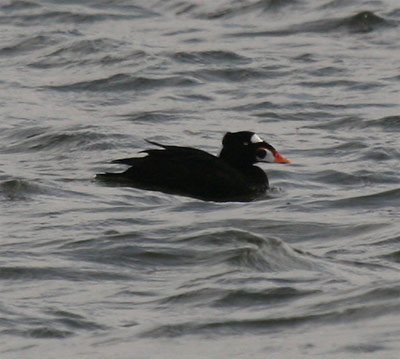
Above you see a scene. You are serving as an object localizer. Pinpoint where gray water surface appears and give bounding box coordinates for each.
[1,0,400,358]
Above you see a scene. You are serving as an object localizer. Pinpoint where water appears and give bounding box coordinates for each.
[1,0,399,357]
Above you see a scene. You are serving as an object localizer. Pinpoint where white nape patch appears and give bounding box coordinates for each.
[250,133,263,144]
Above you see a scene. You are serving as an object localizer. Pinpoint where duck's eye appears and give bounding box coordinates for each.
[256,149,267,159]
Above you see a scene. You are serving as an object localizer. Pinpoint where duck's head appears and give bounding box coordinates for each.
[219,131,290,166]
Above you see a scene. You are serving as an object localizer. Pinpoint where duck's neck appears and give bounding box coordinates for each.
[219,148,252,169]
[219,152,269,188]
[240,165,269,188]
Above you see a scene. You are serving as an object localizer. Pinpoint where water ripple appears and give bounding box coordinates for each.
[230,10,395,37]
[48,73,200,92]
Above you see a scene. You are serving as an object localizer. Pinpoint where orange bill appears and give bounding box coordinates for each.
[274,151,291,164]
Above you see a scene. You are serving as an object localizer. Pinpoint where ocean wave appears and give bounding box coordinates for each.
[29,36,143,67]
[47,73,200,92]
[188,67,274,83]
[1,7,157,26]
[307,115,400,131]
[380,250,400,264]
[230,10,395,37]
[304,10,393,34]
[0,264,129,281]
[192,0,297,20]
[2,327,74,339]
[0,179,46,200]
[315,169,399,187]
[171,50,250,65]
[46,38,126,57]
[1,127,114,153]
[0,305,107,340]
[58,228,318,272]
[0,34,59,56]
[0,178,99,201]
[141,293,400,338]
[118,110,183,123]
[0,0,40,12]
[302,187,400,211]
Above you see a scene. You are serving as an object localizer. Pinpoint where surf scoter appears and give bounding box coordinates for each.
[96,131,290,201]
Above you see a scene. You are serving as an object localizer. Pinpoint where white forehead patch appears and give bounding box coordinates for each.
[250,134,263,144]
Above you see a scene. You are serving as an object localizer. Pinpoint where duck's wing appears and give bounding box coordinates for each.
[111,142,215,165]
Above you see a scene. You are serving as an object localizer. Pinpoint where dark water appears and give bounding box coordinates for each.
[1,0,400,357]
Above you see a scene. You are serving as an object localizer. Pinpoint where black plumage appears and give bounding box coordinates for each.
[96,131,290,201]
